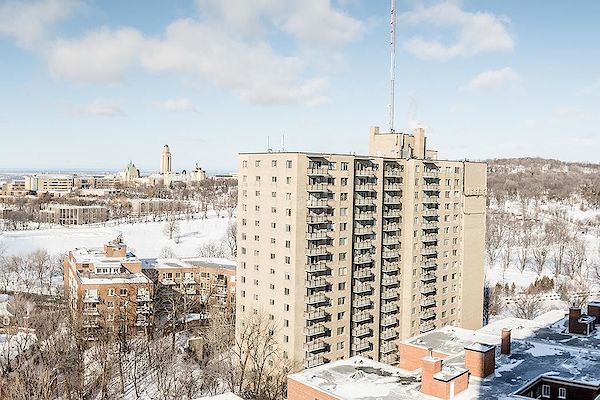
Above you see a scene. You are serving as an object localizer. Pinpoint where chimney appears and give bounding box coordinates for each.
[464,343,496,378]
[501,328,511,355]
[420,348,442,397]
[569,306,582,334]
[587,301,600,320]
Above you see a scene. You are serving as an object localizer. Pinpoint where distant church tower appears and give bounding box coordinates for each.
[161,144,172,175]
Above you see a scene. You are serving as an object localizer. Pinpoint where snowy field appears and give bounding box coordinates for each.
[0,211,233,259]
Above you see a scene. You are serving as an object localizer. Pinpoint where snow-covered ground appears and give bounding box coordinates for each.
[0,211,233,259]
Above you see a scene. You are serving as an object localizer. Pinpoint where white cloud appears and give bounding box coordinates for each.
[195,0,364,46]
[141,19,328,105]
[401,1,513,60]
[0,0,78,48]
[467,67,519,91]
[155,98,198,113]
[47,27,144,83]
[77,99,125,117]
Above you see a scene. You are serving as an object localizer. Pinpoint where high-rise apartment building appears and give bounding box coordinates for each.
[236,127,486,369]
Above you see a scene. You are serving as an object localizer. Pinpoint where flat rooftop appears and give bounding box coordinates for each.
[142,257,236,271]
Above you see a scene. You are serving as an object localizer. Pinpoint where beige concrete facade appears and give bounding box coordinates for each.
[236,127,486,369]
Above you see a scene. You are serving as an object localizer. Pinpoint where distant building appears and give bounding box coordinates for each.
[288,303,600,400]
[161,144,172,175]
[63,237,154,339]
[129,198,188,217]
[1,180,26,196]
[40,204,109,225]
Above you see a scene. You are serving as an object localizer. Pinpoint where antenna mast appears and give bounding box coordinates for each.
[389,0,396,133]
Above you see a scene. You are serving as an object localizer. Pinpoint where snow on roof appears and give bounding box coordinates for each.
[142,257,235,271]
[289,356,422,400]
[464,342,495,353]
[406,325,500,356]
[79,272,151,285]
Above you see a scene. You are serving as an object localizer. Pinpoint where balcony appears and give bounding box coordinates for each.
[352,340,371,352]
[307,167,329,176]
[306,246,329,256]
[354,254,373,264]
[423,184,440,192]
[380,343,397,354]
[382,263,399,273]
[352,298,373,309]
[381,290,398,300]
[421,248,437,256]
[383,209,401,218]
[421,285,436,295]
[384,169,402,177]
[353,283,372,294]
[420,322,435,333]
[304,324,328,337]
[382,250,399,259]
[420,298,436,308]
[383,223,400,232]
[380,329,398,341]
[384,183,402,191]
[422,221,438,230]
[306,215,330,224]
[83,307,100,316]
[354,269,374,280]
[381,317,398,328]
[421,273,437,283]
[355,212,375,221]
[381,353,399,364]
[135,319,150,327]
[355,184,376,192]
[83,296,100,303]
[304,339,328,353]
[307,199,331,209]
[354,227,373,236]
[352,327,372,338]
[352,312,373,323]
[381,276,399,287]
[305,355,328,368]
[306,231,328,241]
[381,303,398,314]
[82,319,99,328]
[305,310,328,321]
[305,293,330,305]
[355,198,375,207]
[384,196,402,204]
[421,310,436,321]
[355,169,376,177]
[136,306,152,314]
[422,234,438,243]
[307,184,330,193]
[136,295,151,302]
[423,170,439,178]
[383,236,400,246]
[422,260,437,270]
[422,196,440,204]
[306,277,328,289]
[306,263,330,273]
[423,209,439,217]
[354,240,373,250]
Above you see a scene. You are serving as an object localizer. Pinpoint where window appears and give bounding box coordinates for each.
[286,160,292,168]
[542,384,550,398]
[284,288,290,295]
[272,160,277,167]
[107,288,115,296]
[336,342,344,350]
[341,162,348,171]
[338,297,345,305]
[558,387,566,399]
[337,326,344,335]
[338,282,346,291]
[272,176,277,183]
[341,178,348,186]
[255,160,261,167]
[340,193,348,201]
[119,288,127,296]
[337,312,345,320]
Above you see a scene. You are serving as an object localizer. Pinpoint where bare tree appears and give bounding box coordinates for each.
[531,230,551,276]
[197,240,228,259]
[511,291,544,319]
[224,221,237,259]
[159,246,178,258]
[499,234,513,282]
[485,212,504,267]
[515,230,531,273]
[548,218,571,277]
[163,218,181,241]
[565,237,587,278]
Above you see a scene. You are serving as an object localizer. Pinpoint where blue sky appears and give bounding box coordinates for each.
[0,0,599,172]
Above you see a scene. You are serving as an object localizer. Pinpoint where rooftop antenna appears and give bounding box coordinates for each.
[281,135,285,152]
[389,0,396,133]
[267,136,272,153]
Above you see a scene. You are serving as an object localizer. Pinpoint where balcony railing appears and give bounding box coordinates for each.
[83,296,100,303]
[383,223,401,232]
[304,324,328,337]
[421,311,436,320]
[305,310,328,321]
[354,240,373,250]
[352,327,372,338]
[305,294,330,305]
[381,303,398,314]
[355,198,375,206]
[382,250,399,259]
[307,167,329,176]
[354,227,374,235]
[422,233,438,242]
[351,340,371,352]
[384,196,402,204]
[381,290,398,300]
[355,169,377,176]
[355,184,376,192]
[382,263,399,273]
[421,248,438,256]
[305,355,328,368]
[384,183,402,191]
[307,184,330,192]
[352,298,373,309]
[354,269,374,280]
[306,215,330,224]
[354,254,373,264]
[381,276,399,286]
[381,317,398,328]
[305,277,328,289]
[307,199,331,208]
[353,283,372,294]
[422,221,438,230]
[306,231,328,240]
[306,263,330,273]
[420,298,436,308]
[352,312,373,323]
[422,196,440,204]
[421,285,436,295]
[355,212,375,221]
[306,246,329,256]
[421,273,437,283]
[423,170,439,178]
[423,184,440,191]
[383,236,400,246]
[384,169,402,177]
[304,339,328,353]
[380,329,398,341]
[383,209,401,218]
[420,322,435,333]
[380,343,397,354]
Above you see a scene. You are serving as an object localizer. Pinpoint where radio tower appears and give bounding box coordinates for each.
[389,0,396,133]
